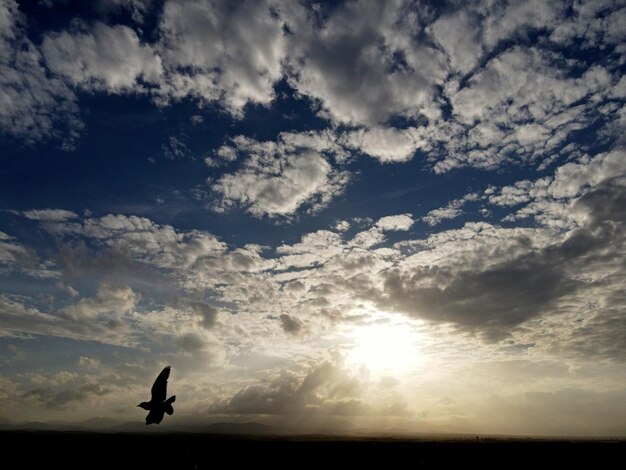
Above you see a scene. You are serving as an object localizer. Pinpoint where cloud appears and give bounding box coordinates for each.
[339,126,429,163]
[0,282,218,352]
[372,152,626,340]
[157,0,286,115]
[375,214,414,231]
[78,356,101,369]
[210,358,370,416]
[3,0,624,169]
[430,9,483,75]
[375,250,579,341]
[422,193,479,226]
[334,220,350,232]
[0,0,81,148]
[0,231,36,265]
[0,286,138,346]
[426,46,619,172]
[480,0,565,49]
[549,1,626,50]
[162,135,191,160]
[177,331,206,352]
[0,231,57,278]
[187,300,219,330]
[482,387,626,437]
[211,139,349,218]
[279,314,303,336]
[205,145,238,168]
[60,284,138,323]
[491,149,626,227]
[42,22,162,93]
[276,230,344,269]
[284,0,446,126]
[8,140,624,354]
[22,209,78,222]
[23,382,110,410]
[47,213,227,270]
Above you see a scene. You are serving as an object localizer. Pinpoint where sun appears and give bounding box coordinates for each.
[347,319,420,375]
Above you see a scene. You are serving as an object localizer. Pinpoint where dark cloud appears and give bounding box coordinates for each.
[56,242,146,279]
[0,285,138,347]
[177,332,206,352]
[377,256,578,341]
[23,383,110,409]
[361,178,626,341]
[0,232,39,269]
[188,301,219,329]
[279,314,303,335]
[210,360,369,416]
[572,177,626,225]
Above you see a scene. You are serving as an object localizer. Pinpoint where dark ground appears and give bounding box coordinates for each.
[3,431,624,468]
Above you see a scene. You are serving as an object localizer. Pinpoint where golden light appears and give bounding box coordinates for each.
[347,319,421,375]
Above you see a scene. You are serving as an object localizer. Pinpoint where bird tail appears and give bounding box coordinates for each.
[165,395,176,415]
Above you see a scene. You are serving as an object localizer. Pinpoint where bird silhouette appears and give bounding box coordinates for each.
[137,365,176,425]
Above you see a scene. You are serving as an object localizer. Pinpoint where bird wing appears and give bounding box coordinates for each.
[151,365,170,403]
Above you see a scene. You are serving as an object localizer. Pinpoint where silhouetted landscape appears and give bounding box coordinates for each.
[3,429,624,468]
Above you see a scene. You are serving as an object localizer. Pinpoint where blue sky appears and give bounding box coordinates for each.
[1,0,626,435]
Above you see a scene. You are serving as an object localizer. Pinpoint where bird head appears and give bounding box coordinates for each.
[137,402,150,410]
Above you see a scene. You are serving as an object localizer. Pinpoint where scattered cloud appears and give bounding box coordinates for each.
[0,0,81,148]
[279,314,303,336]
[22,209,79,222]
[42,22,162,93]
[376,214,414,231]
[423,193,479,226]
[211,136,350,218]
[156,0,286,115]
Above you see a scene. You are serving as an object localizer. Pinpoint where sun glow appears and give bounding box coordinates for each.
[347,320,420,375]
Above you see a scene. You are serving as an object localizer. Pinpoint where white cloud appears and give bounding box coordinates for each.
[0,0,81,148]
[0,287,136,346]
[3,0,625,167]
[422,193,479,226]
[0,231,35,264]
[60,284,138,322]
[0,230,58,279]
[157,0,286,115]
[425,46,621,172]
[480,0,565,49]
[48,213,227,270]
[276,230,344,270]
[550,1,626,50]
[211,140,349,218]
[339,127,428,163]
[283,0,447,126]
[22,209,79,222]
[488,180,538,207]
[42,22,162,93]
[334,220,350,232]
[490,149,626,227]
[430,9,483,75]
[549,149,626,199]
[205,145,237,168]
[376,214,414,231]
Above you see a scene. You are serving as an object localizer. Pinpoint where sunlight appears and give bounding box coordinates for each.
[347,319,420,375]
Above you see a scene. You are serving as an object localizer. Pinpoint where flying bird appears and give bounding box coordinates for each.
[137,365,176,425]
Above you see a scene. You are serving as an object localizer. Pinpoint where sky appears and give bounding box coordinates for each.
[1,0,625,436]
